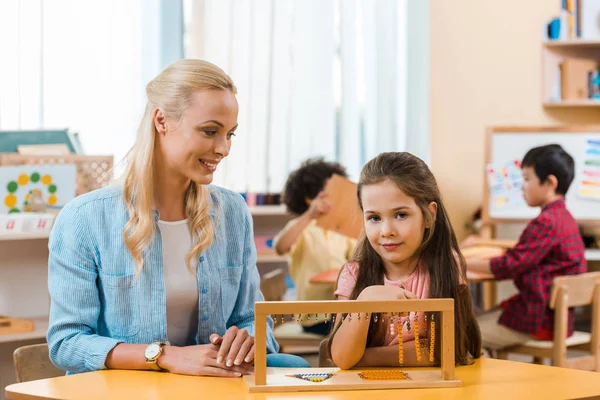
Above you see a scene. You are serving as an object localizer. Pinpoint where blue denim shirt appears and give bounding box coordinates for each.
[47,185,278,374]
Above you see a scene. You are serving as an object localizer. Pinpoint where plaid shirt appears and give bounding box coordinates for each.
[490,199,586,335]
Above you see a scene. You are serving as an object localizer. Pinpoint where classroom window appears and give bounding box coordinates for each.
[0,0,160,168]
[185,0,420,193]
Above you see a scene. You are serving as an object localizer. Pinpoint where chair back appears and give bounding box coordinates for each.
[549,272,600,370]
[13,343,64,383]
[260,268,287,302]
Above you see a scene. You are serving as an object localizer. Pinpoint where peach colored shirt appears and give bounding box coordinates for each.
[334,262,430,346]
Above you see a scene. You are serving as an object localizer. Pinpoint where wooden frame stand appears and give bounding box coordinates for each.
[245,299,460,393]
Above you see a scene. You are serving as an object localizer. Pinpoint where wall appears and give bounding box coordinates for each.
[430,0,600,240]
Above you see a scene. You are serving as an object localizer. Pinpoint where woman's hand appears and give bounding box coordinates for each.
[357,285,417,301]
[159,343,253,377]
[210,326,255,369]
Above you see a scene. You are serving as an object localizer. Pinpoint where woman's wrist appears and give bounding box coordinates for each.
[157,345,177,371]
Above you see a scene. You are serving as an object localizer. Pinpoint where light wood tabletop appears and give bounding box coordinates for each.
[6,358,600,400]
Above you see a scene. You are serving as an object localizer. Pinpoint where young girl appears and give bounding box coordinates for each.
[328,152,481,369]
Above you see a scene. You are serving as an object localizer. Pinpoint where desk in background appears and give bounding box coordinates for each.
[6,358,600,400]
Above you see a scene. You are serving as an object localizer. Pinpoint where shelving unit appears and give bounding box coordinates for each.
[542,40,600,107]
[0,232,50,241]
[543,100,600,108]
[257,253,287,263]
[248,205,287,216]
[0,317,48,344]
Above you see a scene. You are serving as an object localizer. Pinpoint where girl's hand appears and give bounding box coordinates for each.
[159,344,253,377]
[306,191,331,219]
[357,285,417,301]
[210,327,255,369]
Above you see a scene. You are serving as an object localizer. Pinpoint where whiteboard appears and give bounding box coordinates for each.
[488,130,600,221]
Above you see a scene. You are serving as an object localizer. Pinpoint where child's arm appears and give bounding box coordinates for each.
[330,287,417,370]
[329,295,371,370]
[273,213,313,255]
[356,339,432,368]
[467,258,492,274]
[273,191,330,255]
[486,217,556,280]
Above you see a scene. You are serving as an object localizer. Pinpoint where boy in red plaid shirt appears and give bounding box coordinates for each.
[468,144,586,350]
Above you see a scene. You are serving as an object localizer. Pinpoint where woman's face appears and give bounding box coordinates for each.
[154,89,239,185]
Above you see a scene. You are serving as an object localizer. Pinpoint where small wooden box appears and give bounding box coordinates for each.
[0,316,35,335]
[560,58,598,100]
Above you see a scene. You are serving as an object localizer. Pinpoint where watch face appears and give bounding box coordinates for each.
[145,343,160,359]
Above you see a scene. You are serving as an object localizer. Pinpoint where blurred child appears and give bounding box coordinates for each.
[274,158,357,335]
[467,144,586,350]
[328,152,481,369]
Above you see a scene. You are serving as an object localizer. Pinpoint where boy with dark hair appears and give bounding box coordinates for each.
[274,158,356,335]
[468,144,586,350]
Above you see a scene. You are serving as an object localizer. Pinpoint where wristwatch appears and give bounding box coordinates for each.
[144,342,167,371]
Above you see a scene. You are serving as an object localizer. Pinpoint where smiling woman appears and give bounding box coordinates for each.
[46,59,310,378]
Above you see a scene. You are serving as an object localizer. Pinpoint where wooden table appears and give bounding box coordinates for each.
[6,359,600,399]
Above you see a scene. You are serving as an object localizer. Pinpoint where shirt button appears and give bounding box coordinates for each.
[202,315,209,321]
[200,256,205,262]
[202,288,208,294]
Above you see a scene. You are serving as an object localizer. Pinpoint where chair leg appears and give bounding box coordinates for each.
[496,350,509,360]
[532,356,544,365]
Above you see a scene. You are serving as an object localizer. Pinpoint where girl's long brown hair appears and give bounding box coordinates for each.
[328,152,481,365]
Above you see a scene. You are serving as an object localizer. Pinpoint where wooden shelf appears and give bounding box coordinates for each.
[249,205,287,216]
[543,100,600,108]
[544,40,600,48]
[257,254,286,263]
[0,232,50,241]
[0,316,48,344]
[541,39,600,108]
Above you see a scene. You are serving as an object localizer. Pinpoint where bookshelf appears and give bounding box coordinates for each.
[0,232,50,241]
[0,317,48,344]
[542,40,600,107]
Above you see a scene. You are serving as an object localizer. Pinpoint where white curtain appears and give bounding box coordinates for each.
[187,0,426,193]
[0,0,184,170]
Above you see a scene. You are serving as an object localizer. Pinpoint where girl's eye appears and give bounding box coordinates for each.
[227,132,236,139]
[367,215,380,222]
[396,212,408,219]
[203,130,217,137]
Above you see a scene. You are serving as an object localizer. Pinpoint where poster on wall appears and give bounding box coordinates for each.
[578,137,600,201]
[486,159,526,209]
[0,165,76,214]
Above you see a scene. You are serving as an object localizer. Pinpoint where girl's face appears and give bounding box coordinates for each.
[154,89,239,185]
[361,179,437,272]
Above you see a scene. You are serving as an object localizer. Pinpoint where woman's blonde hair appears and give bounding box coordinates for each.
[123,59,237,275]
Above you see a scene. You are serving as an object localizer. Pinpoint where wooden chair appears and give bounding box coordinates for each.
[497,272,600,371]
[260,268,324,354]
[318,338,335,367]
[260,268,288,302]
[13,343,64,383]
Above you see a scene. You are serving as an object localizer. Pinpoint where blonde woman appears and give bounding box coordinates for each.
[47,59,310,376]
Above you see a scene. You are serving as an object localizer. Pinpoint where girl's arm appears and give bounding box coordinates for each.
[329,295,371,370]
[330,286,417,369]
[355,339,432,368]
